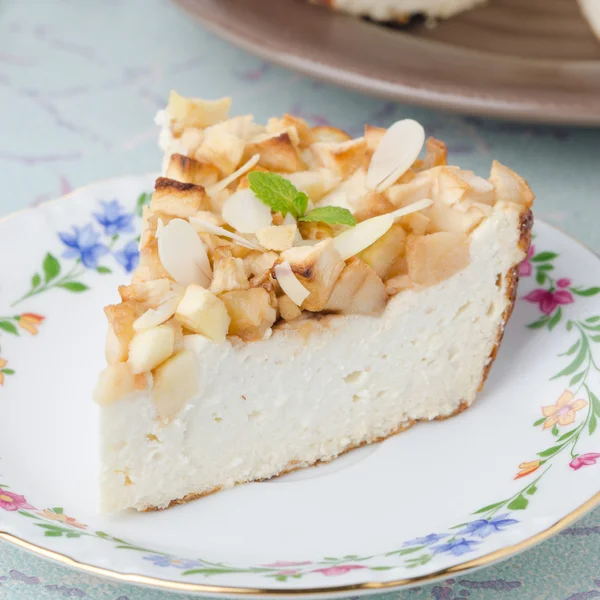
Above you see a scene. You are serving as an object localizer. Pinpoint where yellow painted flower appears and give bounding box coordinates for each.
[37,508,87,530]
[0,358,7,386]
[514,460,541,479]
[542,390,587,429]
[18,313,45,335]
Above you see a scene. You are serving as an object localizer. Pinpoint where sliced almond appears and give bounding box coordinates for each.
[579,0,600,39]
[190,218,263,251]
[157,218,212,287]
[208,154,260,195]
[274,261,310,306]
[221,188,272,234]
[333,214,394,261]
[366,119,425,192]
[133,291,182,331]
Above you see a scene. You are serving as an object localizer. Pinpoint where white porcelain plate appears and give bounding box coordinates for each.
[0,176,599,597]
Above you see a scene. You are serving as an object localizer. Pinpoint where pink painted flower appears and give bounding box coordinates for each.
[261,561,312,568]
[569,453,600,471]
[519,245,535,277]
[557,278,571,288]
[312,565,367,576]
[524,289,574,315]
[0,490,35,512]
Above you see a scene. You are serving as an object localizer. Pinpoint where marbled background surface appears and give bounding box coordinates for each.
[1,0,599,598]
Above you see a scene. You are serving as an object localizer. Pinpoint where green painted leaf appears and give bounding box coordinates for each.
[557,429,577,443]
[31,273,41,288]
[537,264,554,272]
[371,566,394,571]
[52,507,63,514]
[589,412,597,436]
[248,171,300,217]
[572,287,600,297]
[58,282,89,292]
[533,417,546,427]
[548,307,562,331]
[18,510,38,519]
[95,531,109,538]
[551,336,588,380]
[507,494,529,510]
[111,233,119,242]
[135,192,152,216]
[586,316,600,323]
[293,191,309,217]
[560,339,580,356]
[1,369,15,375]
[66,532,83,538]
[567,320,574,331]
[551,424,559,436]
[591,335,600,343]
[527,317,549,330]
[535,272,546,285]
[526,484,537,495]
[591,391,600,416]
[387,546,425,556]
[569,372,585,386]
[538,444,564,458]
[473,501,505,514]
[43,253,61,283]
[0,321,19,335]
[96,266,112,274]
[44,531,62,537]
[532,252,558,262]
[299,206,356,227]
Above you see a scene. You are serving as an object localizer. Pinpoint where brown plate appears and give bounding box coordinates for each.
[174,0,600,125]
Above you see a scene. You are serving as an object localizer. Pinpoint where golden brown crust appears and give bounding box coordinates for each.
[478,208,533,392]
[154,176,205,193]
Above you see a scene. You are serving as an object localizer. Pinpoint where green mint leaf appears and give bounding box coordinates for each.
[43,253,61,283]
[299,206,356,227]
[248,172,299,218]
[293,192,309,218]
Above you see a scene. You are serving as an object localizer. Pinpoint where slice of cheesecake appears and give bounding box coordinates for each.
[94,92,533,512]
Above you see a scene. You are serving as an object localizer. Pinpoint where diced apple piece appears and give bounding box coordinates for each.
[385,170,434,208]
[400,211,430,235]
[151,177,210,218]
[387,255,408,279]
[312,138,367,179]
[134,237,172,283]
[425,201,484,234]
[104,301,147,363]
[243,251,279,278]
[278,294,303,321]
[280,239,344,311]
[311,125,351,144]
[167,91,231,130]
[245,132,304,173]
[179,127,204,155]
[325,257,387,315]
[256,224,297,251]
[298,221,334,241]
[353,191,395,222]
[119,279,172,308]
[386,274,413,296]
[152,350,199,423]
[406,232,470,287]
[416,137,447,171]
[94,363,148,406]
[364,124,386,153]
[358,223,406,279]
[210,254,250,295]
[166,154,221,187]
[489,160,534,207]
[175,285,231,342]
[220,288,277,341]
[267,114,315,146]
[195,129,245,176]
[284,170,340,202]
[128,324,175,374]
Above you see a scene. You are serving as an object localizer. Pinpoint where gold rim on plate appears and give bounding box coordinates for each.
[0,178,598,596]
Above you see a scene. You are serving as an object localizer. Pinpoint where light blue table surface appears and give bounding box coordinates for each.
[1,1,599,598]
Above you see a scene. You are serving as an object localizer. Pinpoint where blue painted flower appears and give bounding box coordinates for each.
[432,538,480,556]
[58,224,109,269]
[403,533,448,547]
[93,199,134,236]
[143,555,203,569]
[114,240,139,273]
[458,514,519,539]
